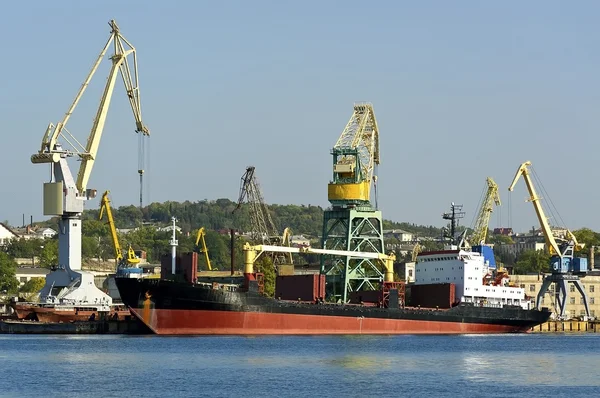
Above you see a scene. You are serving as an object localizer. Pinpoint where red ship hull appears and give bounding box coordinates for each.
[130,307,533,335]
[32,307,131,323]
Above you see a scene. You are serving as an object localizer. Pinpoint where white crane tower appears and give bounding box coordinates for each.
[30,20,149,305]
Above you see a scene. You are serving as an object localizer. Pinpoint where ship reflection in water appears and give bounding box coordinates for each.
[2,334,600,397]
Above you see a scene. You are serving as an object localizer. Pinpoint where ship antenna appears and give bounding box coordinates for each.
[170,217,179,275]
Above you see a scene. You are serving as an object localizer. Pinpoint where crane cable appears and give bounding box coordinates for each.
[530,165,567,231]
[469,181,487,231]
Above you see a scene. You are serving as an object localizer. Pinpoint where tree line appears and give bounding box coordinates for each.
[4,197,600,293]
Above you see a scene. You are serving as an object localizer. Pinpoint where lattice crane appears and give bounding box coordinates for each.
[234,166,292,265]
[31,20,148,271]
[321,103,386,303]
[470,177,501,246]
[509,161,589,319]
[328,103,380,208]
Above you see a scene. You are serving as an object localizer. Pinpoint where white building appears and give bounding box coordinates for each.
[415,249,527,308]
[15,267,50,287]
[383,229,414,242]
[494,242,545,258]
[36,228,57,239]
[156,225,182,233]
[0,223,18,246]
[395,262,415,283]
[290,235,311,248]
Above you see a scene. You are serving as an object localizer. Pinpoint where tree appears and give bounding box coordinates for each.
[39,240,59,268]
[255,255,275,297]
[19,277,45,293]
[573,228,600,251]
[5,238,45,259]
[0,252,18,293]
[489,234,514,245]
[514,249,550,274]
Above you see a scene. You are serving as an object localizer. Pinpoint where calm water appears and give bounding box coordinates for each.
[1,334,599,397]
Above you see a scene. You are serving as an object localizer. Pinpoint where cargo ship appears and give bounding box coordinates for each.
[116,277,550,335]
[115,229,551,334]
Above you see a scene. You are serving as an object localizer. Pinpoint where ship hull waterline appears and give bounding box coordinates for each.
[128,307,537,336]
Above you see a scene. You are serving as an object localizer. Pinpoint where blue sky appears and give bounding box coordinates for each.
[2,1,600,233]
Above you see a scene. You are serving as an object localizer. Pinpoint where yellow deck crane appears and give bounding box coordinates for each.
[411,243,423,262]
[194,227,212,271]
[100,191,140,275]
[30,20,149,302]
[470,177,501,246]
[509,161,589,319]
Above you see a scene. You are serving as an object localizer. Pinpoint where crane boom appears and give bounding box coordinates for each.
[100,191,140,267]
[234,166,278,242]
[243,243,396,283]
[31,20,149,196]
[100,191,124,264]
[508,161,563,256]
[195,227,212,271]
[470,177,501,245]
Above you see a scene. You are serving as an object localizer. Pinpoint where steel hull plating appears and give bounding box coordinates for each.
[116,278,551,336]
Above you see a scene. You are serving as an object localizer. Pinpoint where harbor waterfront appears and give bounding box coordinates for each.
[1,334,599,398]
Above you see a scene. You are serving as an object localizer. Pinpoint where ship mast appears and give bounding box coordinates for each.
[170,217,178,275]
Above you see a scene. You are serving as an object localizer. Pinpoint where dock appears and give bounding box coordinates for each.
[0,319,151,334]
[531,320,600,333]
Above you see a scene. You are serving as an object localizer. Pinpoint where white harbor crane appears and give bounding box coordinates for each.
[31,20,149,304]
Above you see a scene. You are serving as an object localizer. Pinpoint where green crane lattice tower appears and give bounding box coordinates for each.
[320,207,385,303]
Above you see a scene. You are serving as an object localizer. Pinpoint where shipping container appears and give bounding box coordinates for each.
[278,264,294,276]
[349,290,382,304]
[161,252,198,283]
[409,283,456,309]
[275,274,325,302]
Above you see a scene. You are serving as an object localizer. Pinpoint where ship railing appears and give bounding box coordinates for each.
[468,301,523,309]
[196,281,239,292]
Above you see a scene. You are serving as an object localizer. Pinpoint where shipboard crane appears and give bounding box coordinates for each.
[99,191,140,269]
[328,103,380,208]
[470,177,501,246]
[234,166,293,266]
[30,20,148,303]
[508,161,589,319]
[194,227,213,271]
